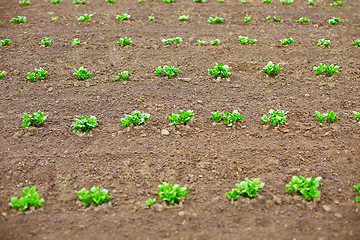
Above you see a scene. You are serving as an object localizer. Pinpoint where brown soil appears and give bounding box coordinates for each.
[0,0,359,239]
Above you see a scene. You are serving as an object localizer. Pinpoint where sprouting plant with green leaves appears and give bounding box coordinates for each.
[280,0,293,4]
[179,15,189,21]
[263,61,281,76]
[138,0,145,3]
[106,0,115,3]
[262,109,287,126]
[285,176,322,201]
[74,0,86,4]
[296,17,310,23]
[163,0,174,3]
[315,111,338,124]
[78,14,93,22]
[238,36,257,45]
[208,63,231,78]
[211,111,222,122]
[72,116,98,132]
[243,17,251,23]
[27,72,36,82]
[313,63,324,75]
[328,17,341,25]
[162,37,182,45]
[23,110,47,128]
[330,0,343,7]
[51,0,62,4]
[74,67,92,80]
[207,16,224,24]
[266,15,271,20]
[121,111,150,127]
[273,16,280,22]
[145,198,156,206]
[35,68,47,80]
[210,39,220,45]
[114,71,131,81]
[218,0,224,2]
[262,0,272,3]
[324,64,339,76]
[19,0,31,5]
[0,71,5,79]
[280,38,294,45]
[317,39,331,47]
[223,110,244,126]
[149,16,154,21]
[355,184,360,202]
[353,111,360,122]
[352,39,360,48]
[226,178,265,200]
[51,17,58,22]
[198,40,206,46]
[156,65,179,78]
[10,16,27,23]
[308,0,314,4]
[72,38,87,46]
[77,187,111,206]
[168,110,194,126]
[9,186,44,211]
[241,0,248,3]
[116,13,131,21]
[194,0,206,2]
[0,39,11,46]
[157,182,188,204]
[118,37,132,46]
[40,37,52,47]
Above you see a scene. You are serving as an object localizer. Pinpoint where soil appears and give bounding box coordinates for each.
[0,0,359,239]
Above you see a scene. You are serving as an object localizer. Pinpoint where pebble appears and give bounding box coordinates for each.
[161,129,170,135]
[323,205,331,212]
[178,211,185,216]
[47,87,53,92]
[334,213,342,218]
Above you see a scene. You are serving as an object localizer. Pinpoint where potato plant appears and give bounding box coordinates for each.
[162,37,182,45]
[163,0,174,3]
[280,38,294,45]
[208,63,231,78]
[40,37,52,46]
[207,17,224,24]
[9,186,44,211]
[168,110,194,126]
[77,187,111,206]
[51,0,62,3]
[72,38,87,46]
[241,0,248,3]
[328,17,341,25]
[354,111,360,122]
[179,15,189,21]
[19,0,31,5]
[308,0,314,4]
[262,109,287,126]
[10,16,26,23]
[72,116,98,132]
[317,39,331,47]
[212,110,244,126]
[74,67,92,80]
[0,71,5,79]
[263,61,281,76]
[210,39,220,45]
[27,67,48,82]
[157,182,188,204]
[149,16,155,21]
[0,39,11,46]
[285,176,322,201]
[355,184,360,202]
[238,36,257,45]
[116,14,131,21]
[194,0,206,2]
[226,178,265,200]
[315,111,338,124]
[262,0,272,3]
[121,111,150,127]
[78,14,93,22]
[156,65,179,78]
[330,0,343,7]
[23,110,47,128]
[296,17,310,23]
[74,0,86,4]
[198,40,206,46]
[106,0,115,3]
[273,16,280,22]
[280,0,293,4]
[243,17,251,23]
[118,37,132,46]
[114,71,131,81]
[352,39,360,48]
[145,198,156,206]
[313,64,339,76]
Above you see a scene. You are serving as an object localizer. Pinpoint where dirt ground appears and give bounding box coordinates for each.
[0,0,359,239]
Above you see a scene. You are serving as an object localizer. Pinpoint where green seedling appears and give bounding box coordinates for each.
[156,65,179,78]
[169,110,194,126]
[211,111,222,122]
[106,0,115,2]
[328,17,341,25]
[313,63,324,75]
[157,182,188,204]
[72,38,83,45]
[210,39,220,45]
[296,17,310,23]
[355,184,360,202]
[78,14,93,22]
[0,39,11,46]
[243,17,251,23]
[285,176,322,201]
[23,110,47,128]
[118,37,132,46]
[145,198,156,206]
[266,15,271,20]
[194,0,206,2]
[19,0,31,5]
[10,16,27,23]
[324,64,339,76]
[208,63,231,78]
[162,37,182,45]
[241,0,248,3]
[74,67,92,80]
[51,17,58,22]
[138,0,145,2]
[51,0,62,3]
[72,116,98,132]
[179,15,189,21]
[308,0,314,4]
[262,109,287,126]
[317,39,331,47]
[114,71,131,81]
[77,187,111,206]
[74,0,86,4]
[280,0,293,4]
[116,13,131,21]
[40,37,52,46]
[35,68,47,80]
[273,16,280,22]
[263,61,281,76]
[27,72,36,82]
[280,38,294,45]
[262,0,272,3]
[223,110,244,126]
[198,40,206,46]
[315,111,338,124]
[218,0,224,2]
[149,16,155,21]
[163,0,174,3]
[207,16,224,24]
[330,0,343,7]
[226,178,264,200]
[0,71,5,79]
[353,111,360,122]
[9,186,44,211]
[121,111,150,127]
[352,39,360,48]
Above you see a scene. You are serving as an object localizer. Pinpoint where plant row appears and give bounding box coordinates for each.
[9,178,360,211]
